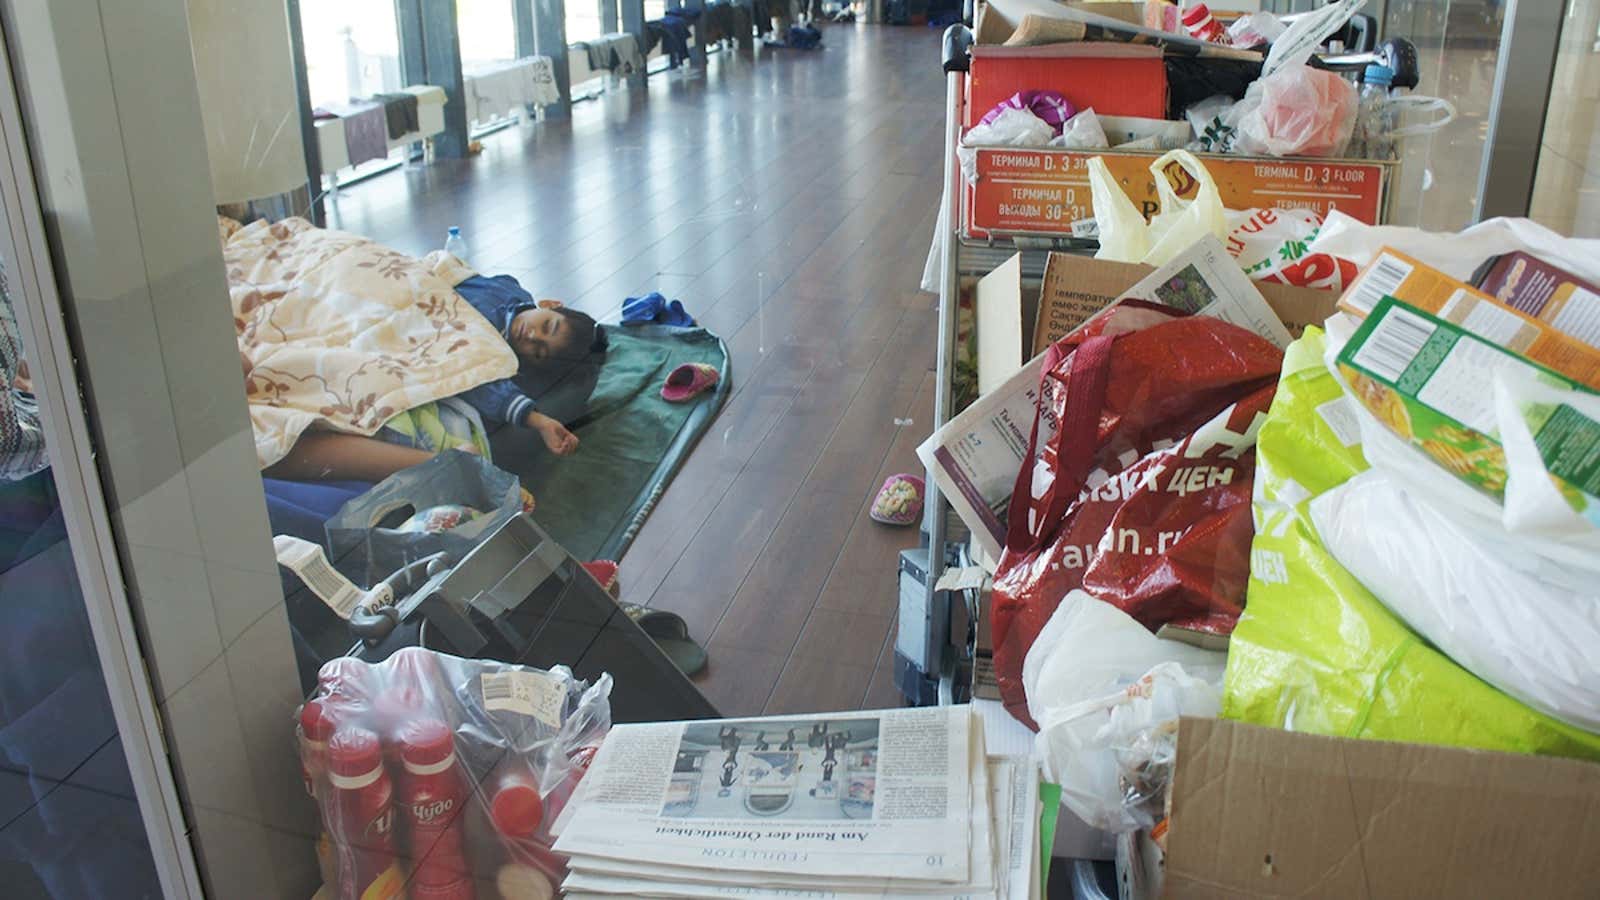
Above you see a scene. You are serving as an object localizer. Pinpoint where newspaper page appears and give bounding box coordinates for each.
[562,746,1004,899]
[916,353,1052,562]
[553,706,975,882]
[918,235,1290,560]
[1123,235,1292,349]
[1001,758,1041,900]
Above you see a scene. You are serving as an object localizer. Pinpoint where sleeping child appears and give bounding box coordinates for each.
[264,275,605,483]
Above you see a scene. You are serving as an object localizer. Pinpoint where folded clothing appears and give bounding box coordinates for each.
[373,92,419,140]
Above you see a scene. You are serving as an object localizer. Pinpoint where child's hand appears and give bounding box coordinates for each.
[526,411,579,456]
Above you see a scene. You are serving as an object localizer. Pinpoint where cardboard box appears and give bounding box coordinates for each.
[967,44,1168,125]
[1476,251,1600,350]
[972,251,1338,396]
[1338,248,1600,390]
[1165,717,1600,899]
[1029,254,1340,356]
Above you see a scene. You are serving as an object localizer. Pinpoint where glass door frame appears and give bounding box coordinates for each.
[0,21,204,900]
[1477,0,1569,219]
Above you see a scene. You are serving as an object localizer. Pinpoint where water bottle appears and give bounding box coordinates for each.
[1357,65,1395,160]
[443,226,469,263]
[396,719,476,900]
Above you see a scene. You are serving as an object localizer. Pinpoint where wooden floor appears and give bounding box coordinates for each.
[330,25,945,717]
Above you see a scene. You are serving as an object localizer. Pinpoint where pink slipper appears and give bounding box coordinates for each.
[661,363,720,402]
[870,474,924,526]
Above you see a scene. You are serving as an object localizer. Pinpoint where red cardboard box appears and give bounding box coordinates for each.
[966,43,1168,125]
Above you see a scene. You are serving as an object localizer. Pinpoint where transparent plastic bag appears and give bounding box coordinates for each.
[1234,65,1358,158]
[1089,149,1228,265]
[295,647,613,898]
[1021,590,1224,833]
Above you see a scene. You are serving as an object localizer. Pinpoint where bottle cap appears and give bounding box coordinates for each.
[398,718,457,770]
[1364,64,1394,86]
[490,775,545,837]
[317,657,374,701]
[300,699,338,743]
[327,728,384,780]
[448,226,462,236]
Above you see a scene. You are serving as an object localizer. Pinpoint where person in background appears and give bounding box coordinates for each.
[0,272,46,482]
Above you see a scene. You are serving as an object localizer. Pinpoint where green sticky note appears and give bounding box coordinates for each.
[1038,781,1063,888]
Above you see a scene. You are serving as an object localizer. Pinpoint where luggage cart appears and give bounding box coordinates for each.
[902,21,1419,706]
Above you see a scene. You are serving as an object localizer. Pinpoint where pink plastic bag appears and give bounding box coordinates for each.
[1235,66,1357,158]
[979,90,1076,135]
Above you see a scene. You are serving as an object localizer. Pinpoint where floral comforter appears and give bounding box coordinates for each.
[224,217,515,469]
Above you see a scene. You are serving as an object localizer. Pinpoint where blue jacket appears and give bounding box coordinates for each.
[455,274,539,428]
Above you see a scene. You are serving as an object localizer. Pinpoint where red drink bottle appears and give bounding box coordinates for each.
[319,657,378,705]
[326,728,405,900]
[299,698,338,797]
[397,719,475,900]
[488,767,544,840]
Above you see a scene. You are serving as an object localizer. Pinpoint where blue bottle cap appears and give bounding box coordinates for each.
[448,226,461,236]
[1364,64,1394,86]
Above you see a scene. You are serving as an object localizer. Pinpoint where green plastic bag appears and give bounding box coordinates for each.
[1222,328,1600,760]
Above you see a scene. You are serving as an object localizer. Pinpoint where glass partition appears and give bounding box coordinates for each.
[1382,0,1507,229]
[0,228,167,900]
[1529,0,1600,237]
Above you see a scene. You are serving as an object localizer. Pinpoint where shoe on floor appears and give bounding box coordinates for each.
[620,603,708,677]
[661,362,720,402]
[870,473,924,526]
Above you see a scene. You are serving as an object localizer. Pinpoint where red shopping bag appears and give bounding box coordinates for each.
[991,302,1283,727]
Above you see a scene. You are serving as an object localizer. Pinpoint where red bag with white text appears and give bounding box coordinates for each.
[1225,207,1359,291]
[990,303,1282,727]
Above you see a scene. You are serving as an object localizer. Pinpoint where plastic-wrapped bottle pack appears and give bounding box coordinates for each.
[296,647,612,900]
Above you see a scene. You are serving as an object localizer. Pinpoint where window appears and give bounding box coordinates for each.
[459,0,519,67]
[300,0,404,107]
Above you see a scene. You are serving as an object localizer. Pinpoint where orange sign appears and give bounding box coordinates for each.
[967,149,1389,238]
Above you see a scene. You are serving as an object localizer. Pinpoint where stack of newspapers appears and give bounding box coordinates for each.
[551,706,1041,899]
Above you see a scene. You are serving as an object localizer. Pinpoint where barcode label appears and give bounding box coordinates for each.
[482,673,513,702]
[1353,306,1437,382]
[273,535,362,619]
[1347,253,1415,314]
[481,670,565,726]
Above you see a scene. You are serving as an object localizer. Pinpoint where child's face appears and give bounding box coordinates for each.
[508,307,578,366]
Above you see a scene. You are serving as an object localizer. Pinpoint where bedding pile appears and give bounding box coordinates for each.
[223,216,515,469]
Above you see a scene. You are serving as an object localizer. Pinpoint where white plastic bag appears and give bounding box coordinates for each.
[1227,11,1285,47]
[1234,65,1358,158]
[1311,468,1600,734]
[1306,213,1600,284]
[1185,94,1239,154]
[957,107,1055,184]
[1021,590,1225,833]
[1223,207,1358,289]
[1494,370,1600,541]
[1089,149,1227,266]
[1263,0,1366,77]
[1049,108,1109,150]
